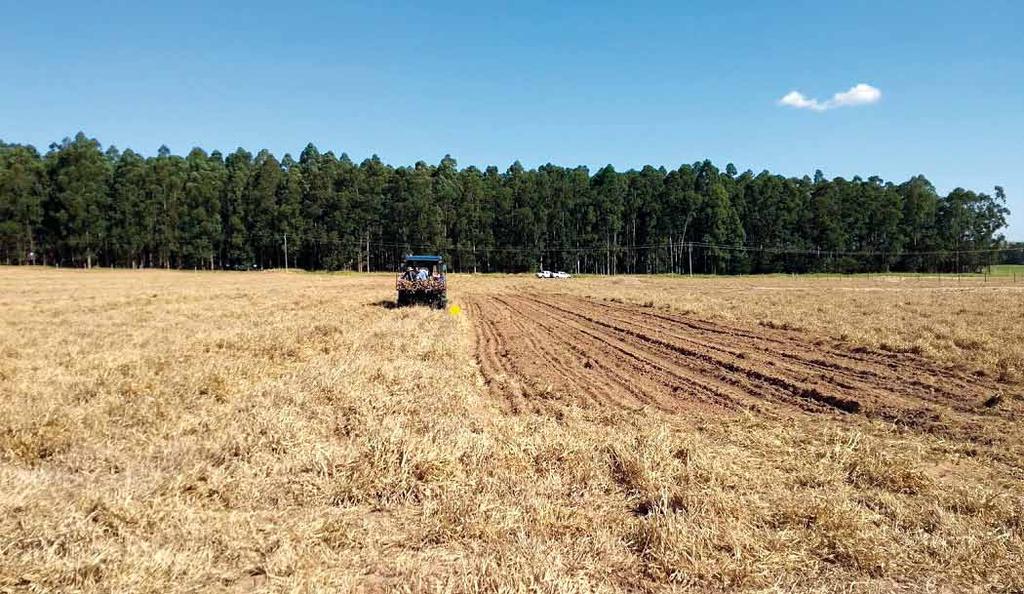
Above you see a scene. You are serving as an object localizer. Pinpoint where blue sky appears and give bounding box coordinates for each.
[2,0,1021,238]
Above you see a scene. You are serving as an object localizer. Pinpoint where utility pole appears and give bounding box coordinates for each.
[669,236,674,274]
[283,233,289,270]
[680,212,693,277]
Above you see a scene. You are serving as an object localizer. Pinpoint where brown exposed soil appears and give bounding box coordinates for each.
[467,292,1021,456]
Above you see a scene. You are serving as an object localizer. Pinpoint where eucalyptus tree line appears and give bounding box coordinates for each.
[0,133,1011,273]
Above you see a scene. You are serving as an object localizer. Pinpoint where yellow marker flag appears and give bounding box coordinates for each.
[449,304,462,316]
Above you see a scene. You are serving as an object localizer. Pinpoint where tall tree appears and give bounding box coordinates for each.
[276,154,304,270]
[591,164,626,274]
[693,161,744,274]
[146,145,187,267]
[0,144,47,264]
[108,149,151,267]
[222,148,254,267]
[45,133,111,267]
[247,149,283,267]
[180,148,225,269]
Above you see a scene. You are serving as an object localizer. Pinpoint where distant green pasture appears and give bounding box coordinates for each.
[987,264,1024,277]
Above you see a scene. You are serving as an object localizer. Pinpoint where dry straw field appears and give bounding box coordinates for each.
[1,267,1022,592]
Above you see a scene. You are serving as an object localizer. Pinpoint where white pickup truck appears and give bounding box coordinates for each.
[535,270,572,279]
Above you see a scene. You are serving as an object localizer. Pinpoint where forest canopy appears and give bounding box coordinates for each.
[0,133,1013,274]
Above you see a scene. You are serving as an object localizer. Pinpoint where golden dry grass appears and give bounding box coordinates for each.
[1,268,1022,593]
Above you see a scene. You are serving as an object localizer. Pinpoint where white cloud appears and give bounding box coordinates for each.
[830,83,882,107]
[779,90,826,111]
[778,83,882,112]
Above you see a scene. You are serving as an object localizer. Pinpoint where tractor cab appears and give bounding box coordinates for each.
[396,255,448,309]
